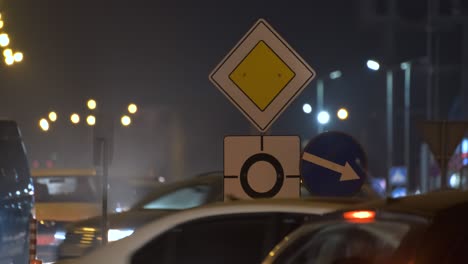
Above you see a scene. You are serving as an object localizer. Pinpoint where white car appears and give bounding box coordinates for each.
[57,197,364,264]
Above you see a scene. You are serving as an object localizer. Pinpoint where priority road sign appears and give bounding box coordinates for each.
[301,132,367,197]
[224,135,300,201]
[210,19,315,132]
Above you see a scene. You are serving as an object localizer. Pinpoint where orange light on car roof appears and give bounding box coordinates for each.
[343,210,376,223]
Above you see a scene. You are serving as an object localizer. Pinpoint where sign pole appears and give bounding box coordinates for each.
[386,69,394,195]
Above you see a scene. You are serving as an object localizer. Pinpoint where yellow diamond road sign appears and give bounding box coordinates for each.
[210,19,315,132]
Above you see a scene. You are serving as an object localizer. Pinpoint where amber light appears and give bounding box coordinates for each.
[343,210,376,223]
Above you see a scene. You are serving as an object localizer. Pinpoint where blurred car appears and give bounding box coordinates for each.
[32,168,101,263]
[262,190,468,264]
[58,170,382,261]
[0,120,36,264]
[57,171,223,260]
[56,197,365,264]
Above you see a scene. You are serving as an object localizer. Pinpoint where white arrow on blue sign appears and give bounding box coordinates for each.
[301,132,368,197]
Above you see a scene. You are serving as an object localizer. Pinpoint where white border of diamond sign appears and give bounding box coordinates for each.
[210,19,316,132]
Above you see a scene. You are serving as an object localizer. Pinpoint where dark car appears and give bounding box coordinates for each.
[57,171,223,260]
[0,120,35,264]
[263,190,468,264]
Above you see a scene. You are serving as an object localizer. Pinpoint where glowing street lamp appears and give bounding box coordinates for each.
[4,56,13,65]
[86,115,96,126]
[121,115,131,126]
[48,112,58,122]
[0,33,10,47]
[317,111,330,125]
[2,48,11,58]
[13,52,23,62]
[39,118,49,132]
[128,103,138,114]
[87,99,97,110]
[0,20,3,29]
[70,113,80,124]
[366,60,380,71]
[337,108,349,120]
[303,103,312,114]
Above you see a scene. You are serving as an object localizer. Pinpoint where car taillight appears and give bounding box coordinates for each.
[29,216,42,264]
[343,210,376,223]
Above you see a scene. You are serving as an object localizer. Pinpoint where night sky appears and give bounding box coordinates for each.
[0,1,464,183]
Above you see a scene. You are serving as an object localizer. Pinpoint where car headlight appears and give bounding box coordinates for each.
[107,229,134,242]
[54,231,66,240]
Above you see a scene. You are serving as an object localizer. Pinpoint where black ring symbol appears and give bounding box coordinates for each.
[240,153,284,198]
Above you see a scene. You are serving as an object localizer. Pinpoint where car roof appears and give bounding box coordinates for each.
[343,190,468,218]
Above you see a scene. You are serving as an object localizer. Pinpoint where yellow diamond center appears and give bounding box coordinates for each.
[229,41,295,111]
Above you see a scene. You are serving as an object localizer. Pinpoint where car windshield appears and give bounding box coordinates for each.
[273,221,420,264]
[139,185,211,210]
[33,176,98,203]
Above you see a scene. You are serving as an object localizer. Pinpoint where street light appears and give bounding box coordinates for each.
[329,70,342,80]
[316,70,342,133]
[48,112,57,122]
[366,59,393,194]
[366,60,380,71]
[70,113,80,124]
[121,115,131,126]
[4,56,13,65]
[13,52,23,62]
[302,103,312,114]
[0,20,3,29]
[86,115,96,126]
[337,108,349,120]
[2,49,11,58]
[317,111,330,125]
[0,33,9,47]
[87,99,97,110]
[128,103,138,114]
[39,118,49,132]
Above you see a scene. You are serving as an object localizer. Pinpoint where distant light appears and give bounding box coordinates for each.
[366,60,380,71]
[128,103,138,114]
[54,231,66,240]
[13,52,23,62]
[329,70,342,80]
[108,229,134,242]
[5,56,14,65]
[3,48,11,57]
[317,111,330,125]
[449,174,460,188]
[121,115,131,126]
[337,108,349,120]
[0,33,9,47]
[0,20,3,29]
[87,99,97,110]
[70,113,80,124]
[400,62,410,70]
[39,118,49,132]
[462,138,468,153]
[48,112,57,122]
[302,103,312,114]
[158,176,166,183]
[86,115,96,126]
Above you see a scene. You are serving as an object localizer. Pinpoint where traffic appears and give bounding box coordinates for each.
[1,1,468,264]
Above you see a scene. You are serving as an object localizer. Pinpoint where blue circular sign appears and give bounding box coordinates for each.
[301,132,367,197]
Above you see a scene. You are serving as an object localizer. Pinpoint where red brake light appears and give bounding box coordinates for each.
[343,210,376,223]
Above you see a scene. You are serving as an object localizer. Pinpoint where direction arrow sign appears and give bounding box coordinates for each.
[302,152,360,182]
[301,132,368,197]
[209,19,315,132]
